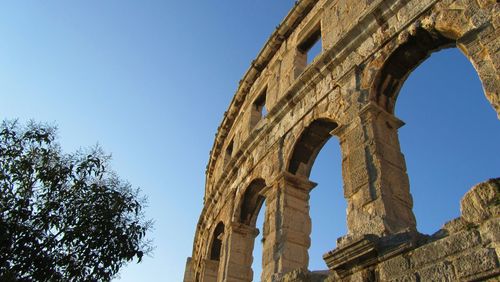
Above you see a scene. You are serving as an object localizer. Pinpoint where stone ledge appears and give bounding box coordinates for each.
[323,231,420,278]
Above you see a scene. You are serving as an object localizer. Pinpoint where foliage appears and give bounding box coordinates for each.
[0,120,152,281]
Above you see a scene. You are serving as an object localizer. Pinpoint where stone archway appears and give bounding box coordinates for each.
[287,119,339,178]
[370,28,454,113]
[199,222,225,282]
[239,179,267,227]
[219,179,266,282]
[185,0,500,281]
[370,28,499,117]
[368,1,499,117]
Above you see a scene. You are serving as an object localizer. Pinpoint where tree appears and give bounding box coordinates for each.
[0,120,152,281]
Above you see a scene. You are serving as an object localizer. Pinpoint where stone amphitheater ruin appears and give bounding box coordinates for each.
[183,0,499,281]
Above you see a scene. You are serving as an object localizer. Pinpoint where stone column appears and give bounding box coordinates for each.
[183,257,195,282]
[261,172,317,281]
[220,223,259,282]
[334,102,416,238]
[200,259,219,282]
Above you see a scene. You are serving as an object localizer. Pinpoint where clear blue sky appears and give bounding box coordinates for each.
[0,1,498,281]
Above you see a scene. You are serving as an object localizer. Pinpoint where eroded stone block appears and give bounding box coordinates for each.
[453,248,500,280]
[461,178,500,225]
[417,261,456,282]
[410,230,481,268]
[378,255,410,281]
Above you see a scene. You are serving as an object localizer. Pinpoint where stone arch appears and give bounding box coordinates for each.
[185,0,500,280]
[276,117,348,272]
[361,1,499,238]
[286,118,339,177]
[237,178,267,226]
[393,47,500,234]
[198,222,226,282]
[220,178,267,282]
[370,28,454,113]
[434,3,500,117]
[370,3,499,116]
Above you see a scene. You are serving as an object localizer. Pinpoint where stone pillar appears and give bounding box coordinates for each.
[261,172,317,281]
[334,102,416,238]
[183,257,195,282]
[200,259,220,282]
[220,223,259,282]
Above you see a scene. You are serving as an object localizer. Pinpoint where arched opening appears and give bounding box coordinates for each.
[288,119,338,177]
[240,179,266,226]
[210,222,225,261]
[308,137,345,272]
[201,222,225,281]
[287,118,346,272]
[373,27,500,235]
[238,179,267,281]
[373,28,454,113]
[395,47,500,234]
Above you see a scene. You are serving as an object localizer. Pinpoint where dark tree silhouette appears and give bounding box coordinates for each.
[0,120,152,281]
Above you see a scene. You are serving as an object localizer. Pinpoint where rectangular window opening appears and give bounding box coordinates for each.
[255,88,267,118]
[224,139,234,168]
[298,26,322,66]
[250,87,267,129]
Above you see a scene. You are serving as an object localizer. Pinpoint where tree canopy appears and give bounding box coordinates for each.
[0,120,152,281]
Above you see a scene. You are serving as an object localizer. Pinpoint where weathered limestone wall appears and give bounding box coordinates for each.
[185,0,500,281]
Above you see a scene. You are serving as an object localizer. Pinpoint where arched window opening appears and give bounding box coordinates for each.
[308,137,346,271]
[240,179,266,226]
[238,178,267,281]
[287,119,346,271]
[396,48,500,234]
[210,222,225,261]
[288,119,338,177]
[373,28,454,113]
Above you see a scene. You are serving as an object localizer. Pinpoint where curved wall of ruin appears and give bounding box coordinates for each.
[185,0,500,281]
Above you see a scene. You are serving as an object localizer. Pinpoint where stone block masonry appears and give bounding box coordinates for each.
[185,0,500,281]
